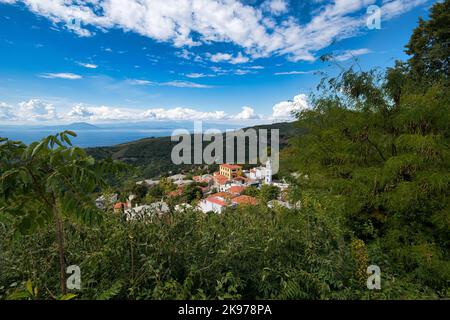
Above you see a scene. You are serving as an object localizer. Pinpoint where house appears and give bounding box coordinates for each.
[125,202,170,221]
[219,164,243,179]
[213,173,230,191]
[228,185,247,196]
[127,194,138,208]
[268,200,293,209]
[210,192,236,201]
[175,203,193,212]
[136,179,160,187]
[247,159,273,184]
[198,196,232,214]
[113,202,128,214]
[95,193,118,209]
[193,174,214,185]
[173,179,194,186]
[232,195,259,206]
[169,174,187,182]
[168,187,184,198]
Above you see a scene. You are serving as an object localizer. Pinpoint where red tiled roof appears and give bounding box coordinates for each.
[211,192,236,199]
[232,195,258,206]
[220,164,242,170]
[214,175,229,185]
[228,186,247,194]
[114,202,128,209]
[206,196,227,207]
[168,189,183,197]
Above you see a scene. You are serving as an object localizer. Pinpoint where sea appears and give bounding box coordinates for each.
[0,122,247,148]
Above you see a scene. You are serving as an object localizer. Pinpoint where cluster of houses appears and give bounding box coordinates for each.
[97,160,291,220]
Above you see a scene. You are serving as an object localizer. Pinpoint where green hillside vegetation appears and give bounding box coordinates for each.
[0,0,448,300]
[86,122,302,178]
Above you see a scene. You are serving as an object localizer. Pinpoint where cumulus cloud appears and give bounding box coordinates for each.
[271,94,310,121]
[261,0,288,16]
[233,106,260,120]
[143,107,228,121]
[39,73,83,80]
[0,102,16,120]
[1,0,427,61]
[1,94,314,124]
[18,99,61,121]
[67,104,94,119]
[209,52,250,64]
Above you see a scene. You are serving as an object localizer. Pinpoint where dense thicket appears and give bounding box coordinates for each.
[1,0,449,300]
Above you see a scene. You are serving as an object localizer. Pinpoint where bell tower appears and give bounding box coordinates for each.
[265,159,272,184]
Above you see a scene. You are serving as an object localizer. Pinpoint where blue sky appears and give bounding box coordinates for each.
[0,0,436,125]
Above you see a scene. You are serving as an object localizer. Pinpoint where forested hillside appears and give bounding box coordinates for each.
[86,122,302,178]
[0,0,448,300]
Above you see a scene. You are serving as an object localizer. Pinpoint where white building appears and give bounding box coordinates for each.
[247,159,273,184]
[198,196,233,214]
[125,202,170,221]
[175,203,193,212]
[95,194,118,209]
[136,179,160,187]
[169,174,187,182]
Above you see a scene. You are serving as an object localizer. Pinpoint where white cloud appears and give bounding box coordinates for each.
[274,70,314,75]
[0,102,16,120]
[127,79,154,85]
[209,52,250,64]
[261,0,288,16]
[39,73,82,80]
[185,73,212,78]
[127,79,212,88]
[1,0,427,62]
[67,104,94,119]
[1,94,314,124]
[247,66,264,70]
[333,48,372,61]
[233,106,260,120]
[143,107,228,121]
[77,62,98,69]
[161,80,212,88]
[18,99,61,121]
[272,94,310,121]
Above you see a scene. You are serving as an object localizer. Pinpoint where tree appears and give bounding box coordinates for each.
[259,185,280,203]
[405,0,450,80]
[0,132,125,295]
[159,177,176,195]
[181,184,203,204]
[243,186,259,197]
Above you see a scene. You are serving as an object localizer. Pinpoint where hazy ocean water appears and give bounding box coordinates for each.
[0,129,174,148]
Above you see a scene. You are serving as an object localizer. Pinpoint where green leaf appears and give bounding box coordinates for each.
[59,293,78,300]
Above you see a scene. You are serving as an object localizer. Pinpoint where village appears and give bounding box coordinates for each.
[96,160,294,220]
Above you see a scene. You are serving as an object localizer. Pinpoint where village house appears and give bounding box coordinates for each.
[232,195,259,206]
[125,202,170,221]
[197,190,258,214]
[95,193,118,210]
[198,196,232,214]
[219,164,243,179]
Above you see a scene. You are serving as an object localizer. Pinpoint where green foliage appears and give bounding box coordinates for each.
[405,0,450,80]
[280,2,450,296]
[259,185,280,203]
